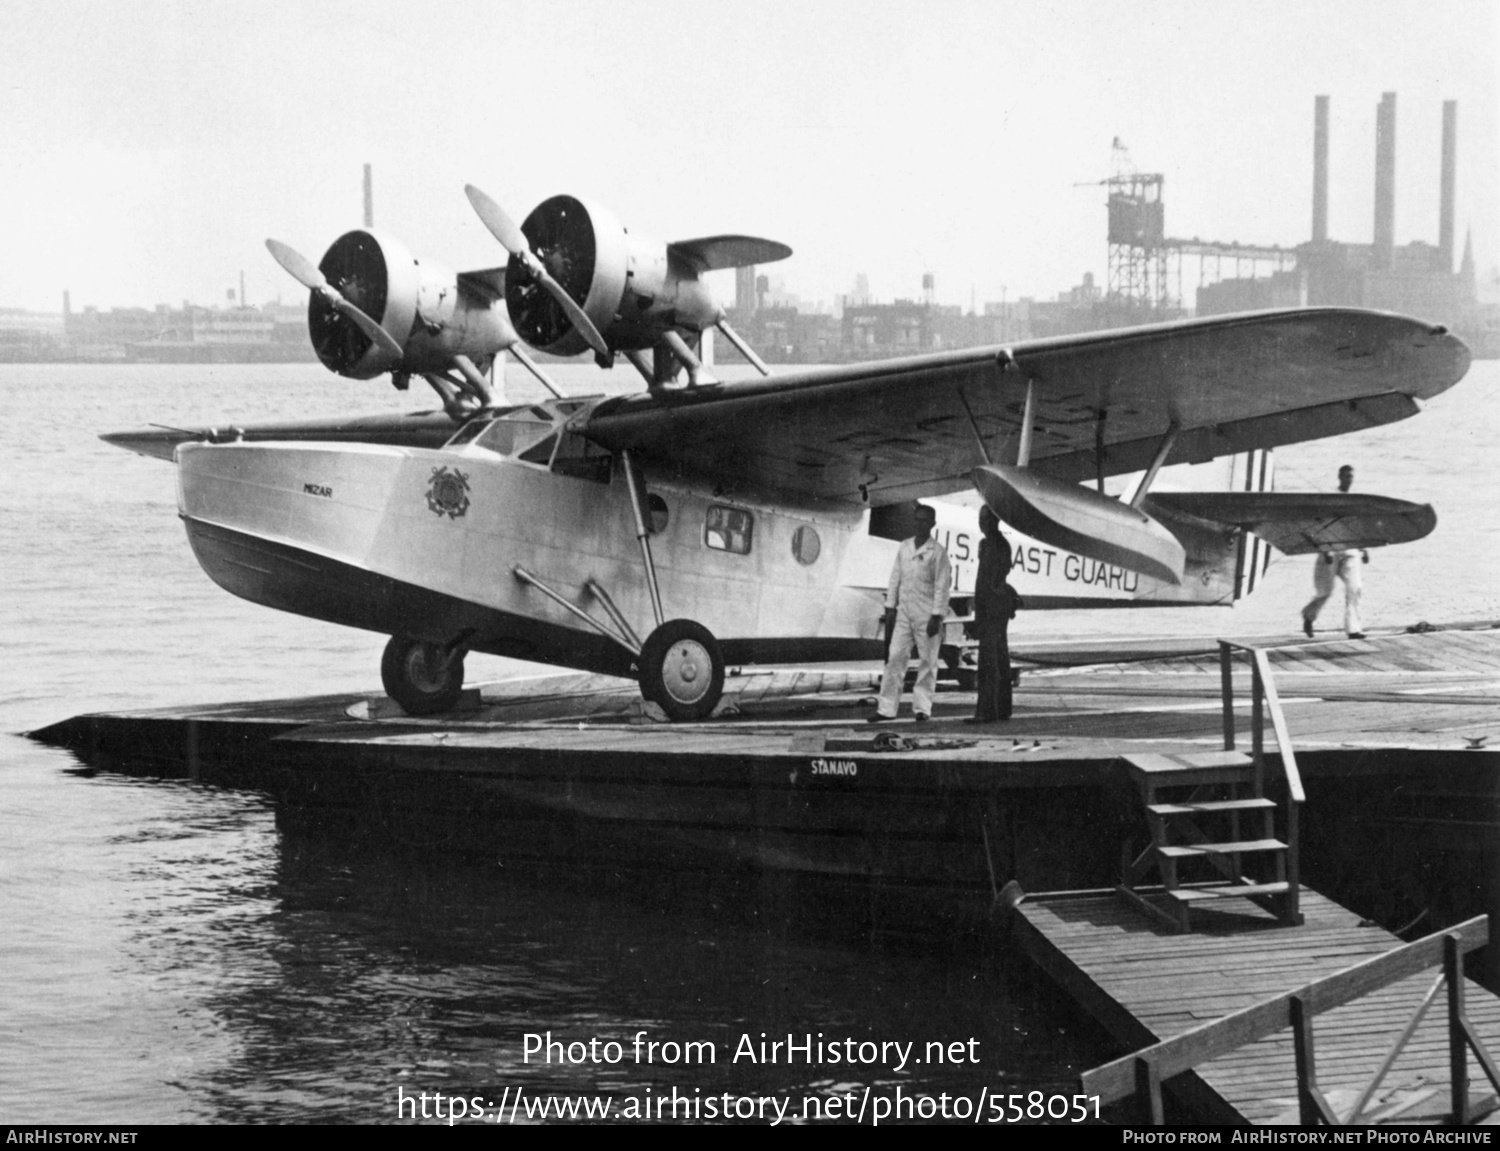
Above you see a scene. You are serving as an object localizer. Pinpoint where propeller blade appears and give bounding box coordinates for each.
[265,239,328,293]
[335,298,405,359]
[464,185,528,256]
[266,238,403,360]
[464,184,611,360]
[528,263,610,360]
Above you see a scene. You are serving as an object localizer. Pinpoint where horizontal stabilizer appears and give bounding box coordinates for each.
[972,464,1185,585]
[1146,491,1436,555]
[667,235,792,271]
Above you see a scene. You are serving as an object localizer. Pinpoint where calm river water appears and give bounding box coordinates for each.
[2,357,1495,1123]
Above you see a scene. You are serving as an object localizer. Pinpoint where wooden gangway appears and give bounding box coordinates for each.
[1011,641,1500,1124]
[1012,891,1500,1124]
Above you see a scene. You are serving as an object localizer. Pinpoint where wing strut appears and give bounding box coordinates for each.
[507,345,567,399]
[659,332,719,388]
[1095,411,1107,494]
[450,354,496,407]
[715,319,772,377]
[956,388,992,466]
[621,450,666,629]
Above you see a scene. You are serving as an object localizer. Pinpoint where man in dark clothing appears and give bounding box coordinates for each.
[966,505,1018,723]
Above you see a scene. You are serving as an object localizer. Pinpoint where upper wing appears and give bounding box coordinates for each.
[581,308,1468,506]
[1147,491,1437,554]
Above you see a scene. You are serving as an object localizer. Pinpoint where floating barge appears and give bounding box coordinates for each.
[27,625,1500,1122]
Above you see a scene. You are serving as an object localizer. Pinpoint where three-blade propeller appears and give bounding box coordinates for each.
[264,238,404,359]
[463,184,611,360]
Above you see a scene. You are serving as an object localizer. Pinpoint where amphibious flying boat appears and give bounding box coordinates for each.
[104,186,1469,720]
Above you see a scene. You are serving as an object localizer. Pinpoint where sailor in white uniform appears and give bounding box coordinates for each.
[1301,465,1368,640]
[871,503,952,722]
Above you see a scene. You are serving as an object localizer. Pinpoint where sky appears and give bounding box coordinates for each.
[3,0,1496,315]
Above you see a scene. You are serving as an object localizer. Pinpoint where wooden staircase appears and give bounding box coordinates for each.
[1117,643,1304,932]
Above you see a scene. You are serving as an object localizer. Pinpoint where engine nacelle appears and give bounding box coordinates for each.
[504,196,723,358]
[310,229,512,379]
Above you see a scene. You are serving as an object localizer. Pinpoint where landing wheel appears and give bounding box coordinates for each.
[381,634,466,716]
[638,620,725,722]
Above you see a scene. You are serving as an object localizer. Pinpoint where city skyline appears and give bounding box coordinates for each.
[4,1,1495,315]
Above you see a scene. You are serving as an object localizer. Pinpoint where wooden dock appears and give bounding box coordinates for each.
[25,624,1500,932]
[1013,889,1500,1124]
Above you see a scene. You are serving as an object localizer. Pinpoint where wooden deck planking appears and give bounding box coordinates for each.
[1014,889,1500,1124]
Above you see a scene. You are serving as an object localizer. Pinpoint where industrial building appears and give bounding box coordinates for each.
[1202,93,1483,348]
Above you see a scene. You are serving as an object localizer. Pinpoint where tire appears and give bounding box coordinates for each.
[381,634,466,716]
[638,620,725,722]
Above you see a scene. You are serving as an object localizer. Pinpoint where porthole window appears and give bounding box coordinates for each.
[704,504,753,554]
[648,494,669,534]
[791,525,821,565]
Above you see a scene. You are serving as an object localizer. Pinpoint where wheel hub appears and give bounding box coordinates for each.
[662,641,712,704]
[405,645,451,692]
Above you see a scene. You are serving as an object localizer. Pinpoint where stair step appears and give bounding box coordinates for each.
[1158,838,1287,859]
[1123,751,1257,788]
[1148,798,1276,816]
[1165,882,1292,903]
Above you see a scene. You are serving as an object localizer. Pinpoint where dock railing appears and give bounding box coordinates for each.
[1219,640,1303,925]
[1080,915,1500,1125]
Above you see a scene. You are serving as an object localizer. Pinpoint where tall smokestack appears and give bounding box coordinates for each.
[1439,100,1457,274]
[363,164,374,228]
[1373,92,1396,268]
[1312,95,1330,243]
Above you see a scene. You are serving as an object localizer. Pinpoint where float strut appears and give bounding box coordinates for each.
[1016,378,1036,467]
[1129,421,1181,509]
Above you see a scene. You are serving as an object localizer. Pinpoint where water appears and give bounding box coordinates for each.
[2,359,1496,1123]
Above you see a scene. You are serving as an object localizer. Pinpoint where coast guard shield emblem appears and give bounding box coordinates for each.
[426,466,471,519]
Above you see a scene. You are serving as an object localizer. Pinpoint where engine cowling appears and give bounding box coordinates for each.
[504,195,721,358]
[310,229,511,379]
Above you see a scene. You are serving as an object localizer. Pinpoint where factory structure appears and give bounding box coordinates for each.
[722,92,1494,363]
[1197,93,1480,330]
[3,116,1491,364]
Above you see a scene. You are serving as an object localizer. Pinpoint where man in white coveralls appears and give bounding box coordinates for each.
[870,503,952,723]
[1301,464,1368,640]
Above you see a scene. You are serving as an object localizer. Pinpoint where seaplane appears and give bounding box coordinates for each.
[104,186,1470,720]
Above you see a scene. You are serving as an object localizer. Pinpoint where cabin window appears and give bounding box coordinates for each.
[648,494,669,534]
[791,525,821,565]
[704,504,753,554]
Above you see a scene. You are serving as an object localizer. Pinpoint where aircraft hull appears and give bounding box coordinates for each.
[174,438,884,674]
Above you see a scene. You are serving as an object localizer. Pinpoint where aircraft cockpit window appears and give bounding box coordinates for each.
[444,418,495,447]
[475,413,553,457]
[518,434,559,466]
[547,431,612,484]
[704,505,753,555]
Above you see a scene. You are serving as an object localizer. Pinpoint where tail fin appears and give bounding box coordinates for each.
[1231,448,1275,602]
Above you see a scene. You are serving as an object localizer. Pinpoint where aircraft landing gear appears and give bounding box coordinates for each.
[638,620,725,722]
[381,634,466,716]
